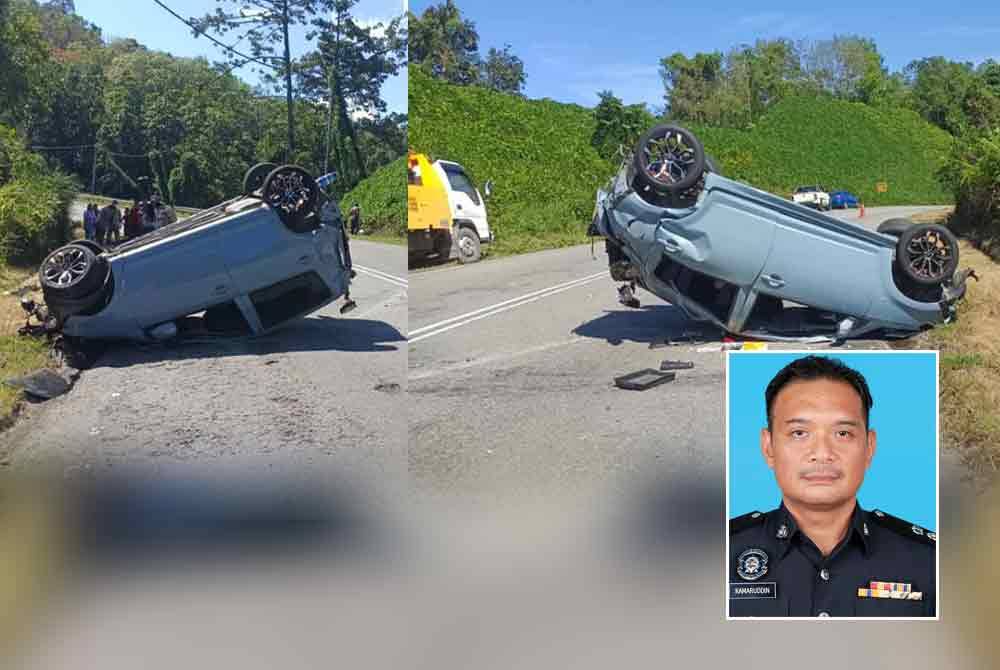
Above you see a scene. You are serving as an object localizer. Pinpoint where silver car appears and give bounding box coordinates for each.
[589,125,973,342]
[38,163,353,341]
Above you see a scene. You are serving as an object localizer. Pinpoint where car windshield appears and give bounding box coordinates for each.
[796,186,820,193]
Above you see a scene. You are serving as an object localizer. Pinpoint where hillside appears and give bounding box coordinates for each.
[340,156,406,238]
[410,68,954,255]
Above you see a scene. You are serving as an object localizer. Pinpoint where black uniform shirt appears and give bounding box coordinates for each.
[729,502,936,618]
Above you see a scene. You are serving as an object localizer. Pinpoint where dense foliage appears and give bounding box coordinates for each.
[1,0,405,210]
[940,130,1000,255]
[410,68,609,254]
[0,125,76,263]
[411,68,954,254]
[339,156,406,237]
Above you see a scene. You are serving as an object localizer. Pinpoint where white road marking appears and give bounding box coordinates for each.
[408,336,588,381]
[409,272,607,344]
[354,264,408,288]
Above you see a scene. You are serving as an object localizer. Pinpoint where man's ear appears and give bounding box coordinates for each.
[761,428,776,469]
[865,429,877,469]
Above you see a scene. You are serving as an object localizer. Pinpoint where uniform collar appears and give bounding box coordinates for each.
[771,500,872,558]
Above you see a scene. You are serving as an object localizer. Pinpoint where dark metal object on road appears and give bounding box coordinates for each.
[614,369,676,391]
[660,360,695,371]
[4,368,77,400]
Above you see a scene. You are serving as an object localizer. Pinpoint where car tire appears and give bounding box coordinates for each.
[895,223,959,286]
[243,162,278,194]
[877,218,913,237]
[455,227,481,264]
[39,243,108,301]
[262,165,319,229]
[632,125,706,200]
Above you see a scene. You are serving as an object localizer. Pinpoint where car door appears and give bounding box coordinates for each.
[117,223,235,328]
[752,218,878,317]
[435,161,489,240]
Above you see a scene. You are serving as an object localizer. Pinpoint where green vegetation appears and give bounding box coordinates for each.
[939,128,1000,260]
[685,95,953,205]
[410,68,609,255]
[340,156,406,238]
[0,335,51,430]
[0,125,75,265]
[411,68,955,255]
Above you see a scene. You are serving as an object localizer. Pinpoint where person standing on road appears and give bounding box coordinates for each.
[96,202,114,246]
[349,203,361,235]
[83,204,97,241]
[142,197,157,233]
[107,200,121,245]
[126,199,141,239]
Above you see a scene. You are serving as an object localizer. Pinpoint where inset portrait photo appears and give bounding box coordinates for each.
[726,351,938,619]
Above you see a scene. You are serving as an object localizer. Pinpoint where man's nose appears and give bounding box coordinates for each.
[808,434,836,462]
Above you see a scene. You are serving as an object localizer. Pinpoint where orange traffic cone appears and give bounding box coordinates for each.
[858,201,865,218]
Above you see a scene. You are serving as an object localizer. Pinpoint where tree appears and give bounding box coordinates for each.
[296,0,405,184]
[659,52,724,123]
[591,91,654,161]
[905,57,978,135]
[480,44,525,95]
[193,0,335,157]
[798,36,888,103]
[408,0,480,85]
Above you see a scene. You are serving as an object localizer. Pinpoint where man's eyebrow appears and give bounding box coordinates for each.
[782,418,862,426]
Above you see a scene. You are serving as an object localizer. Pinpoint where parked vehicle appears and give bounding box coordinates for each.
[792,185,831,210]
[830,190,860,209]
[408,152,492,265]
[38,163,354,341]
[588,125,974,342]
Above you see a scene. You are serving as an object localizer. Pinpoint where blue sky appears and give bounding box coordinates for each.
[74,0,406,113]
[411,0,1000,108]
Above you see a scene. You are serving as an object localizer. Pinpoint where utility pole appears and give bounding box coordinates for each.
[281,0,295,158]
[90,143,98,194]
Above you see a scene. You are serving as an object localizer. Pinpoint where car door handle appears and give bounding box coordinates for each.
[298,254,312,265]
[762,273,785,288]
[662,238,682,253]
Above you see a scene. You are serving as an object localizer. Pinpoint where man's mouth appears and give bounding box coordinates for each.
[801,471,842,482]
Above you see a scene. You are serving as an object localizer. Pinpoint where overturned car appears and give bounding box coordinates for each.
[589,125,974,342]
[37,163,354,342]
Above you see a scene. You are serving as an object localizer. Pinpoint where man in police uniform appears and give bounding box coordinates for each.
[729,355,936,617]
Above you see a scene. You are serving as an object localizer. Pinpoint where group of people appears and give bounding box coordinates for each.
[83,194,177,247]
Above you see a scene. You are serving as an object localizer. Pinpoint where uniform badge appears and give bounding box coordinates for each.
[857,580,923,600]
[736,548,769,581]
[776,524,789,539]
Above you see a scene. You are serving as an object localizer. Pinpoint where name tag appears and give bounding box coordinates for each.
[730,582,777,599]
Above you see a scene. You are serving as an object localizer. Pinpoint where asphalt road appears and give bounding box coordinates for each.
[408,205,963,499]
[0,240,407,478]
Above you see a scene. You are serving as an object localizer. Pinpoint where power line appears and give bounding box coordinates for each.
[149,0,281,71]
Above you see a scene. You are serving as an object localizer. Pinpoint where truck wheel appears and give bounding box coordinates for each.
[896,223,959,286]
[243,162,277,194]
[455,227,481,264]
[632,125,706,201]
[262,165,318,229]
[40,243,108,301]
[877,218,912,237]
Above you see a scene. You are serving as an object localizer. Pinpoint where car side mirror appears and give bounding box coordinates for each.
[484,179,493,199]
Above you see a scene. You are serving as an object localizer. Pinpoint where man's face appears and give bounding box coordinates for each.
[762,378,875,510]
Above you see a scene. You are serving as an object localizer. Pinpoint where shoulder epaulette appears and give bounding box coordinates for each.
[870,509,936,545]
[730,511,766,534]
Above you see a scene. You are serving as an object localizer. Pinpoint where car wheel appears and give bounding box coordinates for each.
[877,218,913,237]
[455,227,481,264]
[39,243,107,301]
[896,223,959,286]
[262,165,319,228]
[632,125,706,200]
[243,162,278,194]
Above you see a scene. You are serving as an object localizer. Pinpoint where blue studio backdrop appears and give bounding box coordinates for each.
[727,351,937,531]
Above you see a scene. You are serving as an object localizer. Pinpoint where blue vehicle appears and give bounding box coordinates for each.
[39,163,354,341]
[831,190,860,209]
[588,125,974,342]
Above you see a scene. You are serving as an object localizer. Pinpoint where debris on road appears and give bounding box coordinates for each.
[4,367,79,400]
[614,369,676,391]
[374,382,402,394]
[659,360,695,372]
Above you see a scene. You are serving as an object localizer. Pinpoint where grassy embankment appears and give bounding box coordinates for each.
[339,156,406,244]
[410,67,954,257]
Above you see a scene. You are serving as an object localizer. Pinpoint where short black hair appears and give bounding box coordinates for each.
[764,355,873,431]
